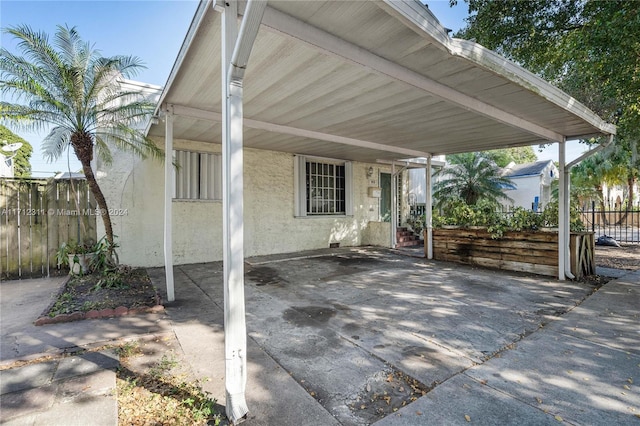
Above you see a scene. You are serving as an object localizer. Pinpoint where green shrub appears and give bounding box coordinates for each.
[433,200,585,238]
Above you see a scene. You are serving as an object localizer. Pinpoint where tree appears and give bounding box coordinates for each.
[433,152,515,208]
[0,25,161,253]
[449,146,538,168]
[0,125,32,177]
[454,0,640,208]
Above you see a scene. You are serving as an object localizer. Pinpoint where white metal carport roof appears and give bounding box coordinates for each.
[149,2,616,421]
[148,0,615,162]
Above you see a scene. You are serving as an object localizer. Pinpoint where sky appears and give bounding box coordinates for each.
[1,1,589,177]
[1,1,198,176]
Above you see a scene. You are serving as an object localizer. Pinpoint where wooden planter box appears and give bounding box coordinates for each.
[428,228,595,279]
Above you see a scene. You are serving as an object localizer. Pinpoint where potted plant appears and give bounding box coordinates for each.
[56,240,96,275]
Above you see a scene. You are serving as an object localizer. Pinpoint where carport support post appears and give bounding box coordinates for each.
[221,0,267,422]
[164,105,175,302]
[391,162,397,248]
[425,155,433,259]
[558,141,566,280]
[221,1,248,422]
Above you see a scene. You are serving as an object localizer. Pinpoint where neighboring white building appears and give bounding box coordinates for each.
[502,160,559,210]
[0,153,12,177]
[601,182,640,210]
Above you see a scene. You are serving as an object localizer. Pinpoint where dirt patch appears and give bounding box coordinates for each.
[347,369,430,424]
[595,244,640,270]
[42,268,160,321]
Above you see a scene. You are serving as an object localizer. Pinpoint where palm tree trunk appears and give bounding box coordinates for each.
[80,160,114,248]
[71,132,114,250]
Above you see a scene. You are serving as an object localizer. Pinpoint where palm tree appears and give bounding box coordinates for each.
[0,25,161,254]
[433,152,515,208]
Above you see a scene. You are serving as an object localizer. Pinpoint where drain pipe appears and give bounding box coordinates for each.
[560,135,614,280]
[220,0,267,423]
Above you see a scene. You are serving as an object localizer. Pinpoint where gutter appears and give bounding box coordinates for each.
[567,134,614,169]
[561,134,614,279]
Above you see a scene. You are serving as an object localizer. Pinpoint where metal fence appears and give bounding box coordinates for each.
[580,206,640,244]
[0,178,97,280]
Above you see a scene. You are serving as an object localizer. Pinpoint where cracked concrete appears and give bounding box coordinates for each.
[150,247,639,425]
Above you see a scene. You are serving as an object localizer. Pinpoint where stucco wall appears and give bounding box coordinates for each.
[504,162,558,210]
[98,140,391,267]
[504,176,540,209]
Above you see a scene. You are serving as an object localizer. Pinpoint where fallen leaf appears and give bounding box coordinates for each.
[366,383,371,392]
[628,378,633,384]
[555,415,563,422]
[464,414,471,422]
[416,411,422,416]
[536,397,543,404]
[624,385,631,390]
[360,404,366,409]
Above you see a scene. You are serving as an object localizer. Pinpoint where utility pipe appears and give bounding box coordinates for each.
[558,141,567,280]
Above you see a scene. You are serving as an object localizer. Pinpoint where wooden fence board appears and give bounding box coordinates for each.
[0,179,96,280]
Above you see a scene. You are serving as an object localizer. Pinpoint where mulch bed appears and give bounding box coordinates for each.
[36,268,163,326]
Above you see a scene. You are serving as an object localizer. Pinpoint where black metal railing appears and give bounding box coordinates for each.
[581,203,640,244]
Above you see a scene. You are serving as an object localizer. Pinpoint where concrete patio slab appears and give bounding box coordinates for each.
[464,330,640,425]
[157,247,619,424]
[373,373,559,426]
[2,247,637,425]
[544,270,640,355]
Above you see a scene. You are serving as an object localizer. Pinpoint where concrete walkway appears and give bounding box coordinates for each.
[1,249,638,425]
[0,276,171,425]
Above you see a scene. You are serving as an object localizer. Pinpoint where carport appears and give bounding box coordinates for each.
[146,0,615,421]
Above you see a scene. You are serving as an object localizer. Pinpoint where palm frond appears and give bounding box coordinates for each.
[41,126,72,162]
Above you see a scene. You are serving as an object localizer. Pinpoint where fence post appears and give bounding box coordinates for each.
[591,200,595,233]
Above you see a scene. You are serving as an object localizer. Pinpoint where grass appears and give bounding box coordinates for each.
[115,340,221,426]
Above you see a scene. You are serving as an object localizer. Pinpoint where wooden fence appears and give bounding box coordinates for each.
[0,178,97,280]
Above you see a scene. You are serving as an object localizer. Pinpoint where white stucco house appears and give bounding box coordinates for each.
[501,160,559,211]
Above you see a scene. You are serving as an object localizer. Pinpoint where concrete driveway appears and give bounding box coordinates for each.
[158,247,640,425]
